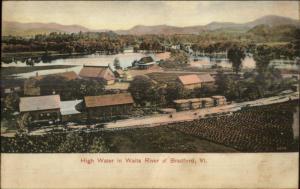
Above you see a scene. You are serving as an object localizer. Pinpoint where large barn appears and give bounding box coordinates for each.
[177,74,202,90]
[19,95,61,124]
[177,74,215,90]
[84,93,134,120]
[79,65,115,85]
[136,56,157,69]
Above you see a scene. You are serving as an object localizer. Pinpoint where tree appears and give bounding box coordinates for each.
[17,113,32,130]
[38,76,68,97]
[89,137,110,153]
[165,83,187,105]
[113,57,121,69]
[215,70,228,95]
[3,92,20,113]
[227,46,246,75]
[78,79,105,98]
[170,50,189,65]
[128,75,156,106]
[253,45,274,73]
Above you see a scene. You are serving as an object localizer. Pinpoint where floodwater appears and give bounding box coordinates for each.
[2,53,150,78]
[190,56,299,70]
[2,53,147,68]
[2,52,299,78]
[292,106,299,139]
[190,56,256,69]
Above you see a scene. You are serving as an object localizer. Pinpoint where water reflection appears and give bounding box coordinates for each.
[190,56,256,69]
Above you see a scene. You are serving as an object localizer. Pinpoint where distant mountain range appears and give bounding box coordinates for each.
[2,15,299,36]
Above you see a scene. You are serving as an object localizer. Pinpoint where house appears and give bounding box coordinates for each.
[212,96,226,106]
[198,74,215,88]
[177,74,215,90]
[19,95,61,124]
[60,99,86,122]
[177,75,202,90]
[84,93,134,120]
[136,56,157,69]
[79,65,115,85]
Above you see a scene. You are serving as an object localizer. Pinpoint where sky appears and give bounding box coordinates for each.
[2,1,299,30]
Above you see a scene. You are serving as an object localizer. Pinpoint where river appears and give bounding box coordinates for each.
[2,53,148,78]
[190,56,299,70]
[2,52,299,79]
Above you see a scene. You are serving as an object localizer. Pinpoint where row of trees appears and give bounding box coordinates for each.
[3,25,299,56]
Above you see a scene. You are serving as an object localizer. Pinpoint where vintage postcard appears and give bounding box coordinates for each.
[1,1,299,188]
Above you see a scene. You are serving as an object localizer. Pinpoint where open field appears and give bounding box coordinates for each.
[168,101,298,152]
[1,126,237,153]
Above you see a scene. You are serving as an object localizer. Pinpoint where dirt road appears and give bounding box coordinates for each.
[104,92,299,129]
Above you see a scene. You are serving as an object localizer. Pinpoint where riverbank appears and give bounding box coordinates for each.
[1,51,92,64]
[1,65,77,76]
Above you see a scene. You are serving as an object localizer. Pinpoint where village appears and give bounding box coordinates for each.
[1,46,299,136]
[2,51,228,130]
[1,7,299,153]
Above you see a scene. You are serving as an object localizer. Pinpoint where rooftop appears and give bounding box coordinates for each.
[60,100,83,115]
[178,74,215,85]
[139,56,154,64]
[198,74,215,83]
[178,74,201,85]
[84,93,134,108]
[19,95,60,112]
[115,69,124,75]
[79,66,115,81]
